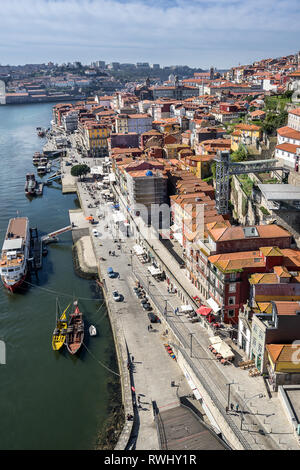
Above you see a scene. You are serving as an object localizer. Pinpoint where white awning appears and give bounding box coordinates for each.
[134,244,144,255]
[213,342,234,360]
[148,266,162,276]
[180,304,194,312]
[2,238,23,251]
[209,336,222,345]
[207,297,221,313]
[173,232,183,245]
[90,166,103,175]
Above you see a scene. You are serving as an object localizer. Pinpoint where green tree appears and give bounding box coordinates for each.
[71,164,90,180]
[231,145,248,162]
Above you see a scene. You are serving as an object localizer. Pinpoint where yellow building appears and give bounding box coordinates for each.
[83,122,110,156]
[267,344,300,374]
[231,123,261,152]
[183,155,215,179]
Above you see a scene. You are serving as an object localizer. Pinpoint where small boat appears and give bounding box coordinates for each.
[25,173,37,195]
[89,325,97,336]
[37,165,47,175]
[65,301,84,355]
[37,127,46,138]
[52,301,70,351]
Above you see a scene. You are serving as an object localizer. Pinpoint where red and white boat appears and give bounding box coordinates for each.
[0,217,30,292]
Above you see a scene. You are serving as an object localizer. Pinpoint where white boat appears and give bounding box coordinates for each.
[0,217,30,292]
[37,165,47,175]
[89,325,97,336]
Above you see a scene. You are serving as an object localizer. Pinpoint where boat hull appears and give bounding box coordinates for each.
[2,271,27,293]
[65,305,84,355]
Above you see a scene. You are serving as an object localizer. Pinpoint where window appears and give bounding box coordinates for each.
[228,309,235,318]
[228,296,235,305]
[229,283,236,293]
[229,273,236,281]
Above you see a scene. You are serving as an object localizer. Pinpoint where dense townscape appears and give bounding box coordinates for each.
[2,50,300,451]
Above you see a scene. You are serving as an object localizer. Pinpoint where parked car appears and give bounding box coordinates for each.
[107,267,115,278]
[92,229,99,237]
[143,304,152,311]
[148,312,160,323]
[112,291,121,302]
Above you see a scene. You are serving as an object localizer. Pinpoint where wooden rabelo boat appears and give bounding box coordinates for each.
[52,301,70,351]
[65,301,84,355]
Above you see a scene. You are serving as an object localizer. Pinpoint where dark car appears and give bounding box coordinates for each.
[148,312,160,323]
[143,303,152,311]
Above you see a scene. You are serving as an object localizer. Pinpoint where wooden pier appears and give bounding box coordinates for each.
[29,227,43,272]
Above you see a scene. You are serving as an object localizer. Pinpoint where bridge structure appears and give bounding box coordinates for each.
[41,225,72,243]
[214,151,290,215]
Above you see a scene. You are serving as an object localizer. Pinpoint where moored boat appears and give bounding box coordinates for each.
[52,301,70,351]
[25,173,37,195]
[37,165,47,175]
[89,325,97,336]
[65,301,84,355]
[0,217,30,292]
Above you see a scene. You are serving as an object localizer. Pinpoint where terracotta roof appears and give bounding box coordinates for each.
[276,142,300,154]
[266,344,300,364]
[277,126,300,140]
[274,301,300,316]
[289,107,300,117]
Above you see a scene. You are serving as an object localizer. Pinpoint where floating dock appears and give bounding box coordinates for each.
[29,227,43,272]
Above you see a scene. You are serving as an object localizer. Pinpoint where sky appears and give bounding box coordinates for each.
[1,0,300,69]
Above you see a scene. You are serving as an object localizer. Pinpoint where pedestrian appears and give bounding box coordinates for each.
[147,325,149,331]
[230,403,234,411]
[132,355,134,362]
[236,404,239,412]
[109,250,111,256]
[137,395,140,404]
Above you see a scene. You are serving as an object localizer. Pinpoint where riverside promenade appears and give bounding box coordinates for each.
[51,130,300,450]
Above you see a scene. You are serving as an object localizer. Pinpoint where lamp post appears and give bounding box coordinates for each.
[226,381,236,412]
[189,333,195,358]
[240,393,264,430]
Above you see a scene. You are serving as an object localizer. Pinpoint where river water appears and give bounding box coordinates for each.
[0,103,120,450]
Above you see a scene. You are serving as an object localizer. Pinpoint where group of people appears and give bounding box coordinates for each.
[226,403,239,413]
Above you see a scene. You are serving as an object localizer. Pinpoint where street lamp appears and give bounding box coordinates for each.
[189,333,195,358]
[240,393,264,430]
[226,381,236,412]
